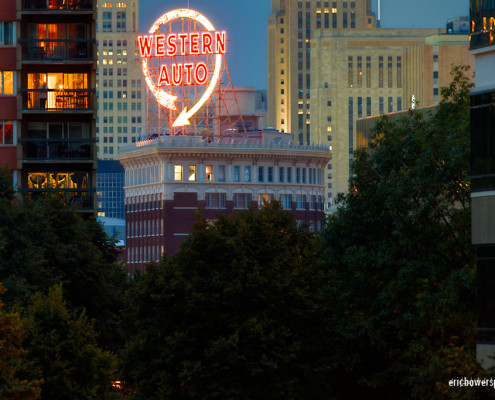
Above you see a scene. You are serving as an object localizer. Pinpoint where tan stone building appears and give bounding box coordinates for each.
[96,0,146,159]
[268,0,473,209]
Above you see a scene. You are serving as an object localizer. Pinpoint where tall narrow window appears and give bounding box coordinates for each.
[379,56,383,88]
[366,56,371,88]
[233,166,240,182]
[366,97,371,117]
[348,97,353,154]
[379,97,384,114]
[244,166,251,182]
[205,165,213,181]
[174,165,183,181]
[388,97,393,113]
[388,56,393,88]
[357,56,362,87]
[218,165,226,182]
[397,97,402,111]
[397,56,402,88]
[258,166,264,182]
[357,97,362,118]
[348,56,353,88]
[279,167,284,183]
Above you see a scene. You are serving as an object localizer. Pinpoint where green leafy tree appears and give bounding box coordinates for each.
[124,202,331,400]
[322,66,488,398]
[22,284,121,400]
[0,283,41,400]
[0,188,127,352]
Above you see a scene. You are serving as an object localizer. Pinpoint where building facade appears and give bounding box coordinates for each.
[0,1,17,178]
[268,0,472,208]
[469,0,495,367]
[118,131,330,272]
[18,0,97,212]
[95,0,145,159]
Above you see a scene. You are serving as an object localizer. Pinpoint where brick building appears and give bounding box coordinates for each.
[118,130,330,272]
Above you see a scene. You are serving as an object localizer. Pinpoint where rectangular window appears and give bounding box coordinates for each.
[280,194,292,210]
[379,56,383,88]
[234,193,252,209]
[309,195,316,210]
[296,194,306,209]
[348,56,353,87]
[206,193,226,209]
[357,97,362,118]
[349,97,354,154]
[302,168,306,184]
[0,22,14,45]
[233,166,240,182]
[174,165,183,181]
[188,165,196,181]
[279,167,284,183]
[366,97,371,117]
[357,56,362,88]
[267,167,273,182]
[0,71,14,94]
[388,97,393,113]
[206,165,213,181]
[397,56,402,88]
[258,166,264,182]
[388,56,393,88]
[397,97,402,111]
[296,168,301,183]
[244,166,251,182]
[258,193,273,207]
[287,167,292,183]
[218,165,226,182]
[0,121,14,144]
[379,97,384,114]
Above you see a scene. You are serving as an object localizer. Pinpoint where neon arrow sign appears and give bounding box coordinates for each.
[138,9,226,128]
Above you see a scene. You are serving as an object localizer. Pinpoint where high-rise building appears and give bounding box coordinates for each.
[17,0,97,213]
[469,0,495,367]
[268,0,472,208]
[95,0,145,159]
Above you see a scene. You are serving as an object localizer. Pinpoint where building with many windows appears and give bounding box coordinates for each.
[268,0,472,209]
[469,0,495,367]
[12,0,97,212]
[118,130,330,271]
[95,0,145,159]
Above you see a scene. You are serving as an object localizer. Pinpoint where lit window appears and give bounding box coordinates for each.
[174,165,183,181]
[258,193,273,207]
[206,165,213,181]
[0,71,14,94]
[188,165,196,181]
[244,166,251,182]
[0,121,14,145]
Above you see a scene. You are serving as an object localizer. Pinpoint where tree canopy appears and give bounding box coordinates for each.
[322,65,488,398]
[124,202,332,400]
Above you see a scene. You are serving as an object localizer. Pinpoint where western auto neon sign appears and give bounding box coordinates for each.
[138,9,226,127]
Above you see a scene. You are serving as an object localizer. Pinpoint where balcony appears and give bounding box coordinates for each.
[21,138,93,161]
[20,39,93,62]
[22,0,93,11]
[22,88,95,112]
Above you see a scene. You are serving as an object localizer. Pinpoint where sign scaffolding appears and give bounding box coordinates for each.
[139,9,247,139]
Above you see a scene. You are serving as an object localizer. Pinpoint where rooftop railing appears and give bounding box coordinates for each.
[22,0,93,11]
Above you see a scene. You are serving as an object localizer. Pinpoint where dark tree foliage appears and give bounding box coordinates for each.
[124,202,332,400]
[0,183,127,352]
[322,66,490,399]
[22,284,120,400]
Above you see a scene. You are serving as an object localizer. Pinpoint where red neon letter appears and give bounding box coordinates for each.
[137,35,153,57]
[158,64,170,86]
[184,63,194,85]
[166,34,177,56]
[195,62,208,85]
[172,64,183,86]
[178,33,188,55]
[215,31,226,54]
[190,32,200,54]
[202,32,213,54]
[155,34,165,56]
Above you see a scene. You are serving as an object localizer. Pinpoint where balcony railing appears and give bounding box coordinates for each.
[23,189,95,210]
[21,138,93,161]
[22,0,93,11]
[22,89,95,111]
[20,39,93,61]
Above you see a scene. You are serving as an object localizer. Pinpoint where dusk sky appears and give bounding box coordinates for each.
[138,0,469,90]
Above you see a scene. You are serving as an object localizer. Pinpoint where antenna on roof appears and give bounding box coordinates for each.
[377,0,381,27]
